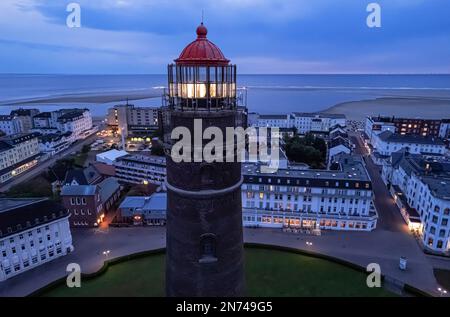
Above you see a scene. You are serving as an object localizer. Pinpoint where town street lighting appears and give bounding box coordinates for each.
[438,287,447,297]
[306,241,313,246]
[102,250,111,257]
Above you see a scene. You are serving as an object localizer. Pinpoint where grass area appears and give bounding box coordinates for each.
[73,152,88,167]
[434,268,450,290]
[41,248,394,297]
[6,175,52,198]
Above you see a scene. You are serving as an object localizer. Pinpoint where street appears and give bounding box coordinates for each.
[0,131,100,192]
[1,131,449,297]
[349,132,407,232]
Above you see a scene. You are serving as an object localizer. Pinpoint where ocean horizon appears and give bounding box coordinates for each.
[1,74,450,117]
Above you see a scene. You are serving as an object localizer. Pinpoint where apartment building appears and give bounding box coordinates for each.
[0,198,73,282]
[292,113,346,134]
[0,133,40,184]
[372,131,446,158]
[0,116,23,136]
[250,112,347,135]
[38,132,72,156]
[241,153,377,231]
[10,109,40,133]
[56,109,93,140]
[106,104,159,138]
[365,115,447,140]
[383,153,450,253]
[32,109,93,141]
[114,154,166,186]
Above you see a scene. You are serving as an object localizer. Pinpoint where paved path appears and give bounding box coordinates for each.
[1,226,449,297]
[1,132,449,296]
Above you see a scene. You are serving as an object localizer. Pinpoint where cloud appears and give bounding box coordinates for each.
[0,0,449,73]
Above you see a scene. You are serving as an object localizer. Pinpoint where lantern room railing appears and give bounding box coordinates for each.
[167,64,237,111]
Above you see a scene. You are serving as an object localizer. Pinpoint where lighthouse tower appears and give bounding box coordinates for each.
[165,23,245,297]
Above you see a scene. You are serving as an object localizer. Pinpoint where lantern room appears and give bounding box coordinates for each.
[167,23,237,110]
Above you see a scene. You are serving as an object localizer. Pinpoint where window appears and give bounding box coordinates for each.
[199,233,217,264]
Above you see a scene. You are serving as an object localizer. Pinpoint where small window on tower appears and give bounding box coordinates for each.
[199,233,217,264]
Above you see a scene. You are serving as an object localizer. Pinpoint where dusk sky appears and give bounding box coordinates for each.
[0,0,449,74]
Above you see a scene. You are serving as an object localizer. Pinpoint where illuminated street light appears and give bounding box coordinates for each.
[438,287,448,297]
[306,241,313,246]
[102,250,111,257]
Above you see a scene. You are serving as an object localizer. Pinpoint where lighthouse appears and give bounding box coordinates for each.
[164,23,245,297]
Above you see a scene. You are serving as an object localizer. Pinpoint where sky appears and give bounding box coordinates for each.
[0,0,449,74]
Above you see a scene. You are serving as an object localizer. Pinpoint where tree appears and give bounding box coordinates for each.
[283,133,326,168]
[81,144,91,153]
[151,142,165,157]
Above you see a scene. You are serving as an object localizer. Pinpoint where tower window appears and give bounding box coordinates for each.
[199,233,217,264]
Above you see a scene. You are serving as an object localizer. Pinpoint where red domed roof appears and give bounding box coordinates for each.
[175,23,230,66]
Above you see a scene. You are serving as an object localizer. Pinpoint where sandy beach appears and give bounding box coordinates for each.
[322,97,450,121]
[0,89,163,106]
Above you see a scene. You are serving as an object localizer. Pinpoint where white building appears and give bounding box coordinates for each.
[32,112,54,129]
[32,109,93,142]
[328,136,352,168]
[384,153,450,253]
[0,133,40,184]
[0,116,23,136]
[114,154,166,186]
[254,114,292,129]
[440,120,450,140]
[56,109,93,140]
[10,109,40,133]
[242,154,377,231]
[0,198,74,282]
[38,132,72,156]
[372,131,446,158]
[292,113,346,134]
[96,149,129,165]
[364,116,396,145]
[250,112,347,135]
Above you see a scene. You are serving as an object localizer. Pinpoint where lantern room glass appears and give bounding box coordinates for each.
[168,64,237,110]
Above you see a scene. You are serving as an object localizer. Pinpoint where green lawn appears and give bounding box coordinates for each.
[73,152,88,167]
[434,268,450,290]
[41,248,394,297]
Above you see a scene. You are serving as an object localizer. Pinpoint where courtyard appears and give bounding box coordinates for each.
[39,247,394,297]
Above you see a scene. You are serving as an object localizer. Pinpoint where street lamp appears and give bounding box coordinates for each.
[438,287,448,297]
[306,241,313,246]
[102,250,111,257]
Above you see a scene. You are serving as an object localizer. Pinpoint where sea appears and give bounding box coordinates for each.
[0,74,450,117]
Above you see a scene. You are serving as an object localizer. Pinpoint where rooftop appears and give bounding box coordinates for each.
[397,154,450,200]
[243,153,370,183]
[175,23,229,66]
[377,131,445,145]
[0,115,16,121]
[119,192,167,212]
[0,198,69,239]
[57,110,85,122]
[98,177,120,202]
[117,154,166,167]
[259,114,289,120]
[293,112,346,119]
[96,149,129,163]
[61,185,97,196]
[64,165,102,185]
